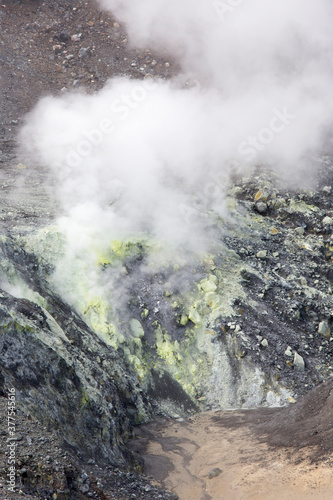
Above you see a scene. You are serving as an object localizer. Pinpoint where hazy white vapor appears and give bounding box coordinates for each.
[98,0,333,88]
[21,0,333,253]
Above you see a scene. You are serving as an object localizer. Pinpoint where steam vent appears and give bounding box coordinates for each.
[1,1,333,499]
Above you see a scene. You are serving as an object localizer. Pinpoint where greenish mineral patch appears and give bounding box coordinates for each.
[0,219,293,412]
[97,238,149,268]
[129,319,145,339]
[288,199,319,214]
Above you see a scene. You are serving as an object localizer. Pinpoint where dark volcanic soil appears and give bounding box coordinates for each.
[0,0,175,234]
[0,0,173,138]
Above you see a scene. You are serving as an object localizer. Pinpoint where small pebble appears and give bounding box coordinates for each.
[209,468,222,479]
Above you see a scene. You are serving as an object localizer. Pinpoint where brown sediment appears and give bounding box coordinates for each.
[131,378,333,500]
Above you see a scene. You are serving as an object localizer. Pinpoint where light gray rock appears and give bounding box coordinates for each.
[79,47,91,59]
[322,216,333,226]
[256,250,267,259]
[318,321,331,339]
[294,352,305,372]
[285,346,293,357]
[255,201,268,214]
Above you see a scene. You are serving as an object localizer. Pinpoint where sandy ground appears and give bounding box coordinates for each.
[134,412,333,500]
[129,379,333,500]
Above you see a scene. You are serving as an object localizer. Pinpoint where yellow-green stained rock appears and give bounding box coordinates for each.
[141,308,149,319]
[200,278,217,293]
[129,319,145,339]
[111,239,145,257]
[180,314,189,326]
[188,307,202,325]
[97,255,112,267]
[154,324,183,365]
[205,292,221,310]
[289,199,319,214]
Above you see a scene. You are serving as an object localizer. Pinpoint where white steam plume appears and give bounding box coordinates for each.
[21,0,333,254]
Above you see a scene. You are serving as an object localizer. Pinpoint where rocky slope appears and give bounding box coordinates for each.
[1,158,333,498]
[1,1,333,499]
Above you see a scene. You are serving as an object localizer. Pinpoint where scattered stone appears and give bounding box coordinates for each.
[294,352,305,372]
[129,318,144,338]
[295,226,305,235]
[57,31,70,42]
[188,307,201,325]
[180,314,188,326]
[255,190,263,201]
[256,250,267,259]
[318,321,331,339]
[141,308,149,319]
[200,278,217,293]
[299,277,307,286]
[285,346,293,357]
[323,186,331,194]
[255,201,268,214]
[79,47,91,58]
[322,216,333,226]
[261,339,268,348]
[209,468,222,479]
[80,483,90,493]
[71,33,82,42]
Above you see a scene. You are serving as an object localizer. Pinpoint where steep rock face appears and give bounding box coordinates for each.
[0,288,151,466]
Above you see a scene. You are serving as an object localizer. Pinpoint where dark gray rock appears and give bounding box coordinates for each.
[209,467,222,479]
[0,288,151,466]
